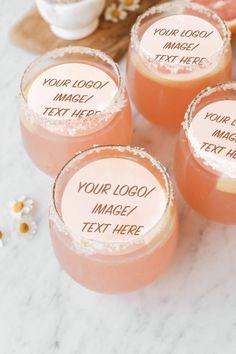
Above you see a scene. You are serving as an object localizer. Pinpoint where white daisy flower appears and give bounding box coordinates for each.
[9,196,34,218]
[13,217,37,239]
[0,226,7,247]
[105,3,127,23]
[119,0,140,11]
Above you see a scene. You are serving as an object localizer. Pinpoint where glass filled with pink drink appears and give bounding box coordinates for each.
[20,47,132,177]
[126,1,232,132]
[174,82,236,224]
[50,145,179,293]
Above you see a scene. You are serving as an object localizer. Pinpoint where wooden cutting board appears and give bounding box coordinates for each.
[9,0,165,61]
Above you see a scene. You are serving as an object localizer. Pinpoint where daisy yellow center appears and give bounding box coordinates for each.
[14,201,24,213]
[124,0,134,5]
[19,223,29,234]
[112,8,121,17]
[0,231,3,240]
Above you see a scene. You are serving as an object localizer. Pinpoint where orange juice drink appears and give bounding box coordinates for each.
[50,145,179,293]
[20,47,132,177]
[174,82,236,224]
[126,2,232,132]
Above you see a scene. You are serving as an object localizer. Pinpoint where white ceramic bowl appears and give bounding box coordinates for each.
[36,0,106,40]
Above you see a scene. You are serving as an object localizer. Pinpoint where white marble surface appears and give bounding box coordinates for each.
[1,1,236,353]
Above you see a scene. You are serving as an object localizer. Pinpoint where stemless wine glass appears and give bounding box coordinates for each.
[50,145,179,293]
[127,1,232,132]
[174,82,236,224]
[20,46,132,177]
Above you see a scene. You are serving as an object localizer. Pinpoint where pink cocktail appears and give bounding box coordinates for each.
[174,82,236,224]
[127,2,232,132]
[20,47,132,177]
[49,145,179,293]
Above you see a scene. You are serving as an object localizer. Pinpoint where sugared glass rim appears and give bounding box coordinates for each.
[50,145,175,255]
[130,1,231,72]
[20,46,126,135]
[183,81,236,178]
